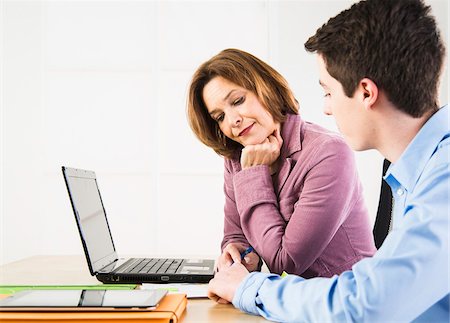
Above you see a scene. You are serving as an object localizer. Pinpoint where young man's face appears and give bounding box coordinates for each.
[317,55,373,151]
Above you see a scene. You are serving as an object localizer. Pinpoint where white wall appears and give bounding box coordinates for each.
[1,0,448,265]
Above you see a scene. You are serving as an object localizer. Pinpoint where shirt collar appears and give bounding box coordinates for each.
[280,113,303,158]
[384,105,449,191]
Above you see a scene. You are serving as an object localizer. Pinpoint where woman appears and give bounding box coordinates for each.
[187,48,376,278]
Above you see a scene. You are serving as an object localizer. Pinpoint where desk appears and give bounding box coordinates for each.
[0,255,268,322]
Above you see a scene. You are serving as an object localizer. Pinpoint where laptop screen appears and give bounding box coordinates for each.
[63,167,117,273]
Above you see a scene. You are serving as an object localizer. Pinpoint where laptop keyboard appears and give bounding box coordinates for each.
[122,258,183,274]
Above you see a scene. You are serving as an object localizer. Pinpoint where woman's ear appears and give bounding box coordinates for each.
[359,78,379,110]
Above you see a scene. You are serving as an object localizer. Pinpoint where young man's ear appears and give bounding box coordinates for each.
[359,78,378,110]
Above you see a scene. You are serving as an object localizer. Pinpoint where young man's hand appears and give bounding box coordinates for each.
[208,262,250,304]
[240,129,283,172]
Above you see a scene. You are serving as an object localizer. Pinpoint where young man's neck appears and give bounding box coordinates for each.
[372,101,435,163]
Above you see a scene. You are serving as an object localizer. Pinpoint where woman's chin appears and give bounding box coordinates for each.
[242,139,265,147]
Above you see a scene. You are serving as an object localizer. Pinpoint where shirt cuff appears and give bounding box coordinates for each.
[232,271,278,315]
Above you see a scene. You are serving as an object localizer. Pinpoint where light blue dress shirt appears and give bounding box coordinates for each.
[232,105,449,322]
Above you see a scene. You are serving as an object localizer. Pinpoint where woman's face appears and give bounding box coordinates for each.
[202,76,279,147]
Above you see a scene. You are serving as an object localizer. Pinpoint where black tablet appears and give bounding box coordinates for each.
[0,289,167,311]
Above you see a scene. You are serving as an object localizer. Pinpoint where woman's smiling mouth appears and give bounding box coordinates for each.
[239,123,255,137]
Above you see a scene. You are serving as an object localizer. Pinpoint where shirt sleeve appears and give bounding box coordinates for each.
[221,158,251,250]
[233,137,364,275]
[232,147,450,322]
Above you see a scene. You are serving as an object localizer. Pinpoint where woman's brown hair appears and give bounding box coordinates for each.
[187,48,298,159]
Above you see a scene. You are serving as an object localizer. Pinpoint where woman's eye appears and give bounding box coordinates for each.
[215,114,224,122]
[232,96,245,106]
[324,93,330,98]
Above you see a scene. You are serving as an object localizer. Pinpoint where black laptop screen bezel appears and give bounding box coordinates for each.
[62,166,118,276]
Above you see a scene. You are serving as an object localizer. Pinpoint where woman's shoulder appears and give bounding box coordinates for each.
[281,114,352,158]
[297,122,357,171]
[302,120,348,149]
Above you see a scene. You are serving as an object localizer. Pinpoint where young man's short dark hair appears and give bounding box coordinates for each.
[305,0,446,118]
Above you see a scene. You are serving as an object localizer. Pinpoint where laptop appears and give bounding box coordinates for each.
[62,166,215,284]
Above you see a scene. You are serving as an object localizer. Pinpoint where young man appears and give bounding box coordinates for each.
[207,0,449,321]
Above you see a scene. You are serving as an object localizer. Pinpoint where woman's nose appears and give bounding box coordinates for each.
[227,111,242,127]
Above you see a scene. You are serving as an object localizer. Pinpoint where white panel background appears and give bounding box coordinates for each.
[1,0,448,265]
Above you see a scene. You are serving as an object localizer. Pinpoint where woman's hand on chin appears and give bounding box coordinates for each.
[240,128,283,171]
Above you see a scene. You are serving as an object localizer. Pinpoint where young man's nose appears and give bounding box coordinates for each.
[323,104,332,115]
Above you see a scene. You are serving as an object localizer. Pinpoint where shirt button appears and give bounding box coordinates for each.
[397,188,404,196]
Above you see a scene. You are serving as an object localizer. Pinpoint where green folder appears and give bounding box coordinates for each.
[0,284,137,295]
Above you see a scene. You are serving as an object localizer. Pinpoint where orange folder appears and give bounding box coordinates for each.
[0,293,187,323]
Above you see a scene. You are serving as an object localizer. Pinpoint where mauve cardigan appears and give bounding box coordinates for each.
[221,113,376,278]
